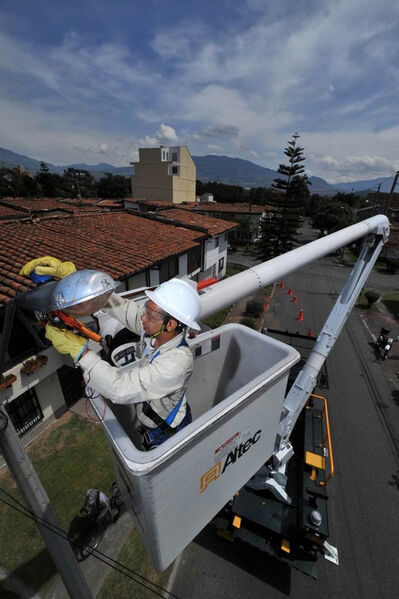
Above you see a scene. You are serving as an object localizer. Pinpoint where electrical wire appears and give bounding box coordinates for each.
[0,487,181,599]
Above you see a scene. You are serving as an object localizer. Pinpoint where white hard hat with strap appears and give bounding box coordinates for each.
[145,278,201,330]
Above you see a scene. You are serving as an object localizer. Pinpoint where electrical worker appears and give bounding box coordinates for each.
[19,256,201,449]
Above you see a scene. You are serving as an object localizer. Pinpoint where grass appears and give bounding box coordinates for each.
[202,305,233,329]
[98,529,173,599]
[0,411,167,597]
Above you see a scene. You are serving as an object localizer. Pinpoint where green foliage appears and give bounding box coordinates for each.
[364,290,380,306]
[196,180,275,205]
[97,173,131,198]
[202,306,232,329]
[312,200,353,234]
[244,299,263,317]
[255,134,309,261]
[241,317,256,329]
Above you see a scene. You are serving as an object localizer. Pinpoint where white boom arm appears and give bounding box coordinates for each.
[198,214,390,458]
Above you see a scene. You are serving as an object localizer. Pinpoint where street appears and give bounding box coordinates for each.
[169,222,399,599]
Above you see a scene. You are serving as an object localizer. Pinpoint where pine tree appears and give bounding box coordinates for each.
[255,133,310,260]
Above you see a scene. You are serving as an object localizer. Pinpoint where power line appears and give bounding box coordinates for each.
[0,487,181,599]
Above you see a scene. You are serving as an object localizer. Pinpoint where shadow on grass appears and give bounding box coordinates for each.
[6,547,57,596]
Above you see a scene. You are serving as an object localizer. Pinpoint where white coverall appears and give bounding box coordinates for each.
[78,293,193,429]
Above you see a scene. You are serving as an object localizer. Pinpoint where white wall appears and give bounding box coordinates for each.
[202,235,226,279]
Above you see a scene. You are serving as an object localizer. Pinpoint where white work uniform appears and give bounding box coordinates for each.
[78,293,193,429]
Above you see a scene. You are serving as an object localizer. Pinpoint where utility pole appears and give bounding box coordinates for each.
[0,407,93,599]
[385,170,399,215]
[373,183,381,215]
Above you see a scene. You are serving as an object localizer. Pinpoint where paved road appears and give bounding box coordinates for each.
[170,223,399,599]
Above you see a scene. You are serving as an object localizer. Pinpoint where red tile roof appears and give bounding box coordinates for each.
[0,198,73,213]
[0,212,205,306]
[0,204,28,219]
[126,198,174,208]
[0,197,106,215]
[183,202,266,214]
[158,208,239,235]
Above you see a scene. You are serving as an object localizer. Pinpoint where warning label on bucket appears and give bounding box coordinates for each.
[214,432,240,462]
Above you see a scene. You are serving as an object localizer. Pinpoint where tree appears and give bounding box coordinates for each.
[312,200,353,234]
[63,168,95,198]
[255,133,310,260]
[97,173,131,198]
[36,162,63,197]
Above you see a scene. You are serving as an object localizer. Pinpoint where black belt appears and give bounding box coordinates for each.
[141,402,177,437]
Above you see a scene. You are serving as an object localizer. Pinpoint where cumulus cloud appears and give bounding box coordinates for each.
[1,0,399,179]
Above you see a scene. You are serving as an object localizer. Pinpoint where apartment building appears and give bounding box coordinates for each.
[131,146,196,204]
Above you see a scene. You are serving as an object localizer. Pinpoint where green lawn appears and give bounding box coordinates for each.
[202,305,233,329]
[0,411,169,597]
[98,529,173,599]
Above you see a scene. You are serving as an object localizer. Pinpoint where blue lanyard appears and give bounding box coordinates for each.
[147,338,188,425]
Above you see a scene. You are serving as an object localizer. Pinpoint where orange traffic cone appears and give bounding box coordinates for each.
[287,287,293,296]
[292,294,297,303]
[279,281,285,289]
[307,328,313,337]
[297,309,304,321]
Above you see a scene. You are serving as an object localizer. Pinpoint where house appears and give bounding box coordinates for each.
[182,202,268,246]
[0,210,207,439]
[134,207,239,280]
[131,146,196,204]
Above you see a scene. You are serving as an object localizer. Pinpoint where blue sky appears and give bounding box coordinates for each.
[0,0,398,183]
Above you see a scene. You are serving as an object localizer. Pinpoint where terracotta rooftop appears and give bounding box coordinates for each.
[158,208,239,236]
[0,212,204,306]
[0,197,105,215]
[126,198,174,208]
[183,202,266,214]
[0,204,28,219]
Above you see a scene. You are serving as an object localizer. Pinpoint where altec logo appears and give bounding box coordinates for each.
[200,429,262,492]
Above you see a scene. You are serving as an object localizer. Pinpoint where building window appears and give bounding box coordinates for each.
[159,258,178,283]
[172,152,178,161]
[5,388,43,436]
[171,165,179,175]
[218,257,224,272]
[215,236,219,248]
[161,148,169,161]
[187,247,201,273]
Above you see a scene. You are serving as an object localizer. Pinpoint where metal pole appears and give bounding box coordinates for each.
[385,170,399,215]
[0,407,93,599]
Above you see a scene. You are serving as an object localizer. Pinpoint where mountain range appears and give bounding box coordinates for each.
[0,146,394,195]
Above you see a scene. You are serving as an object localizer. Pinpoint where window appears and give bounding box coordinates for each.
[218,257,224,272]
[215,236,219,248]
[187,247,201,273]
[168,164,180,176]
[159,258,178,283]
[5,388,43,436]
[161,148,169,161]
[172,152,178,161]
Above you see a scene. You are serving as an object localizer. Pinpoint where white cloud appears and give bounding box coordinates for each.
[157,124,178,142]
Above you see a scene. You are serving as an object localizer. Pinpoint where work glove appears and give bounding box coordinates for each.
[19,256,76,279]
[45,324,88,363]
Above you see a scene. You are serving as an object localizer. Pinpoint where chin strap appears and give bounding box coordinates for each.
[149,312,171,346]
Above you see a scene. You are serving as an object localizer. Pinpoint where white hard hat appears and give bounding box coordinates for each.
[145,278,201,330]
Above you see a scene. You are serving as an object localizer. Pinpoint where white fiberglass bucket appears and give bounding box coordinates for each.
[90,323,300,570]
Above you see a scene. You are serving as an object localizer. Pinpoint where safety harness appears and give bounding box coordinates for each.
[142,338,192,448]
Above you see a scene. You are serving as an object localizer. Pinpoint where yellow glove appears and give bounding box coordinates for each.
[19,256,76,279]
[45,324,88,362]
